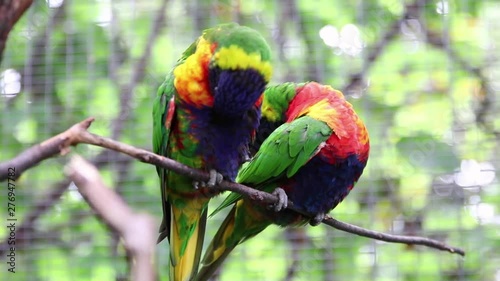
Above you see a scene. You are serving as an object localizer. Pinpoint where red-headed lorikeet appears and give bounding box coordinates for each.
[152,23,272,281]
[195,82,370,280]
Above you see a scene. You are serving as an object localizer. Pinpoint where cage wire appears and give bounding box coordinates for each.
[0,0,499,280]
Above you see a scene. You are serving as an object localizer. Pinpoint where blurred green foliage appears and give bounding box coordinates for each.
[1,0,499,280]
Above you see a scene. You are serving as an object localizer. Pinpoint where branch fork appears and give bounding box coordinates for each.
[0,117,466,256]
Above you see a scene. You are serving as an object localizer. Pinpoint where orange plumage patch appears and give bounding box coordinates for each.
[286,83,345,131]
[287,82,369,161]
[173,38,215,107]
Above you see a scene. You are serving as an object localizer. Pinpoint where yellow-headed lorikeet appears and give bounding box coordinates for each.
[195,82,370,280]
[152,23,272,281]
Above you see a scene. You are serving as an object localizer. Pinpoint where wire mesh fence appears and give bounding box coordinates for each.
[0,0,499,280]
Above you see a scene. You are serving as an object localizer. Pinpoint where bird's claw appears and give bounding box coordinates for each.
[192,169,223,189]
[309,213,325,226]
[239,144,251,162]
[207,169,223,187]
[268,187,288,212]
[193,180,207,189]
[242,154,251,162]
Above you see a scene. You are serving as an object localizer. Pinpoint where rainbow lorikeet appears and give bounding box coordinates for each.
[195,82,370,280]
[152,23,272,281]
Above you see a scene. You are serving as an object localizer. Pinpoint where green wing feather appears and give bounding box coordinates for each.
[153,71,176,242]
[211,116,332,216]
[239,116,332,184]
[153,35,200,243]
[153,74,174,160]
[153,38,195,159]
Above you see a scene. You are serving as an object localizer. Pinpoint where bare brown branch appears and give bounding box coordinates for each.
[0,0,162,269]
[322,216,463,255]
[0,118,466,256]
[0,117,95,180]
[0,0,167,253]
[65,155,156,281]
[0,150,134,258]
[0,0,34,63]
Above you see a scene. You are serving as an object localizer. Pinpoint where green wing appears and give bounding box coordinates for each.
[211,116,332,215]
[153,38,197,159]
[153,37,200,241]
[153,73,175,160]
[153,71,176,242]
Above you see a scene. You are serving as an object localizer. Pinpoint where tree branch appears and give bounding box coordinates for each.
[0,118,93,180]
[0,148,133,258]
[0,118,466,256]
[0,0,167,260]
[0,0,34,63]
[322,216,462,254]
[65,155,156,281]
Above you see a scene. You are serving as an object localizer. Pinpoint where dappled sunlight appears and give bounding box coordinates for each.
[436,0,450,15]
[319,23,364,56]
[466,203,497,224]
[46,0,64,9]
[454,160,496,187]
[0,69,21,98]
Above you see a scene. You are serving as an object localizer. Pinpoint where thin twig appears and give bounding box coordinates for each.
[0,118,466,256]
[65,155,156,281]
[322,216,463,254]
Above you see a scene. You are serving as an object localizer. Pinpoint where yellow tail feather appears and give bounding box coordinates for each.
[170,206,207,281]
[194,206,238,281]
[195,201,270,281]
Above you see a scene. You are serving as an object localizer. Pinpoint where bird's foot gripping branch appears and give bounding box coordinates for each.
[0,117,465,257]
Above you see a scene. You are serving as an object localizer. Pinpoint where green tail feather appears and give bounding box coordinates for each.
[195,202,270,281]
[195,207,238,281]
